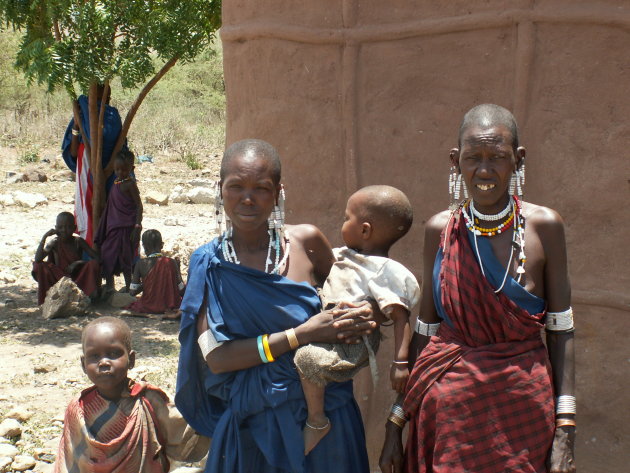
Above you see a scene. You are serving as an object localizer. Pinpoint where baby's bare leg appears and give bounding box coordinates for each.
[300,375,331,455]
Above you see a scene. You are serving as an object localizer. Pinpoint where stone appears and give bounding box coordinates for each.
[33,364,56,374]
[0,419,22,438]
[6,408,32,423]
[50,170,75,182]
[24,169,47,183]
[0,194,15,207]
[0,273,16,284]
[13,191,48,209]
[108,292,136,308]
[6,173,26,184]
[61,196,74,205]
[169,185,188,203]
[187,178,214,187]
[41,277,90,320]
[0,444,18,460]
[33,449,55,463]
[11,454,36,471]
[33,460,54,473]
[3,299,17,310]
[186,187,214,204]
[164,217,182,226]
[145,191,169,206]
[0,457,12,473]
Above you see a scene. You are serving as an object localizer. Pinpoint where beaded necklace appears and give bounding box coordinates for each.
[114,176,132,184]
[220,227,290,275]
[463,196,526,293]
[470,197,513,222]
[147,252,162,258]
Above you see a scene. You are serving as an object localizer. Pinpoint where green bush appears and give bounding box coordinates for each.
[0,30,225,156]
[19,149,40,164]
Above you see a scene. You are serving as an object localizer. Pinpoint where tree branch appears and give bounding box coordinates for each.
[106,55,180,174]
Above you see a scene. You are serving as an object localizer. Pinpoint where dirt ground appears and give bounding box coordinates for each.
[0,146,221,471]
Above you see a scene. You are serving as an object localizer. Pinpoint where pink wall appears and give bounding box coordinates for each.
[222,2,630,470]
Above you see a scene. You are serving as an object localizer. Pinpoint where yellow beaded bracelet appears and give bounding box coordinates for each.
[262,334,275,362]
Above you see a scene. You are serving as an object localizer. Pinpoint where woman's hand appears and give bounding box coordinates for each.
[548,426,576,472]
[295,307,359,345]
[379,421,405,473]
[334,300,381,344]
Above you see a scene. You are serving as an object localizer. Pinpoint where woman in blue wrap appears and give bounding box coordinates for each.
[176,139,376,473]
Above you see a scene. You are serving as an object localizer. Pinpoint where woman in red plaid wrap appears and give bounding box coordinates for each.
[379,105,576,473]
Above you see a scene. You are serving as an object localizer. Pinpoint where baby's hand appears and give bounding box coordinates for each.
[390,363,409,394]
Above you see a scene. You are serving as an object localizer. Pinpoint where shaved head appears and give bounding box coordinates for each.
[82,316,132,352]
[459,104,519,151]
[352,185,413,245]
[220,139,282,184]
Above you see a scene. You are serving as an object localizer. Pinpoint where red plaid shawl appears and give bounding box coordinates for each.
[54,381,169,473]
[403,210,554,473]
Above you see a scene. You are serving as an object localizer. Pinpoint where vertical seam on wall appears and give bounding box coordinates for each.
[342,0,360,195]
[513,20,535,126]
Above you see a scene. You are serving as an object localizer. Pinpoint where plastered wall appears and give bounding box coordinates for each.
[221,2,630,470]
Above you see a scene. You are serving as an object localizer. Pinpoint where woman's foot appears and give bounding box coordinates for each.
[303,416,331,455]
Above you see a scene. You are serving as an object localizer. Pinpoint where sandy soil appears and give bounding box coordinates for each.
[0,146,221,471]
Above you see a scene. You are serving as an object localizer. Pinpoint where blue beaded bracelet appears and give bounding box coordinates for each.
[257,335,269,363]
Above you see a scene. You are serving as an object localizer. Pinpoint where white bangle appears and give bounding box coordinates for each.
[556,395,576,415]
[546,307,574,332]
[71,128,80,136]
[415,319,440,336]
[197,329,219,359]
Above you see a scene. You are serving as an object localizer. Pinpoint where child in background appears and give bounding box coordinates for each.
[32,211,101,304]
[127,229,185,316]
[293,185,420,454]
[94,150,143,292]
[54,316,209,473]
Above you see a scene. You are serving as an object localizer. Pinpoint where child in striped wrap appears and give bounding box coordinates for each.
[53,316,209,473]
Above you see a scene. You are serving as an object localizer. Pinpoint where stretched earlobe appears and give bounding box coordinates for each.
[449,148,460,170]
[516,147,526,169]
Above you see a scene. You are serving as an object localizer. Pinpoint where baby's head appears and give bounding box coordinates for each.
[342,185,413,255]
[81,316,135,400]
[142,229,163,256]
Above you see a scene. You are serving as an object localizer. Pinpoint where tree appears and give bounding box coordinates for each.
[0,0,221,228]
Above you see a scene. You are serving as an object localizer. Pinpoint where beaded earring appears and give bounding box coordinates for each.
[214,181,230,233]
[449,167,468,209]
[509,161,525,199]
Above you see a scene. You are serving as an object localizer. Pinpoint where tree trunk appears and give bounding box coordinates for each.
[88,83,104,234]
[105,55,180,175]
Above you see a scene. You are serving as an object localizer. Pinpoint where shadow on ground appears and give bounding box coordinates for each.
[0,281,180,351]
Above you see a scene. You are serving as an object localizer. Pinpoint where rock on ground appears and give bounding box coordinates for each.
[186,187,214,204]
[0,444,18,460]
[169,185,188,203]
[145,191,169,206]
[0,272,16,284]
[0,419,22,438]
[11,454,36,471]
[0,194,15,206]
[41,277,90,320]
[108,292,136,308]
[5,408,32,423]
[0,456,12,473]
[13,191,48,209]
[24,169,47,183]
